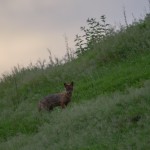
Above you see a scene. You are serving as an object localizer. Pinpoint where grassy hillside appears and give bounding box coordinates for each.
[0,14,150,150]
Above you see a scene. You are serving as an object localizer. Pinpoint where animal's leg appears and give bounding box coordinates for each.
[61,103,65,109]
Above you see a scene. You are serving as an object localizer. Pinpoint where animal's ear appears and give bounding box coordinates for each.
[71,81,74,86]
[64,83,67,87]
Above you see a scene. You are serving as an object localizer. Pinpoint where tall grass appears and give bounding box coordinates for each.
[0,80,150,150]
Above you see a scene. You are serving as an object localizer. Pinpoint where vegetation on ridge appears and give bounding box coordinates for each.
[0,11,150,150]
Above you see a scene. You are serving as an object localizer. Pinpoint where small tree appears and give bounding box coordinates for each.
[74,15,110,56]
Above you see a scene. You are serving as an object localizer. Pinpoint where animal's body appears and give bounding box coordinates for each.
[38,82,74,111]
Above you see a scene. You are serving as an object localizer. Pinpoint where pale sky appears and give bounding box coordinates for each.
[0,0,149,75]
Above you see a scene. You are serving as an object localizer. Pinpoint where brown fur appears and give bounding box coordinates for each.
[38,82,74,112]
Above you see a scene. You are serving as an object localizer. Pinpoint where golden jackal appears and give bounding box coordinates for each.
[38,82,74,111]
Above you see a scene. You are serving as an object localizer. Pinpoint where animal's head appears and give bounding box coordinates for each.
[64,81,74,93]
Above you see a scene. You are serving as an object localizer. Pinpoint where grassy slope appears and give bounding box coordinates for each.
[0,16,150,149]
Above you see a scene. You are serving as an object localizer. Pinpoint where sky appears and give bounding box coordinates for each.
[0,0,149,75]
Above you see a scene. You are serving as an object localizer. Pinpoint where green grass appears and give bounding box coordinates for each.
[75,52,150,101]
[0,14,150,150]
[0,80,150,150]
